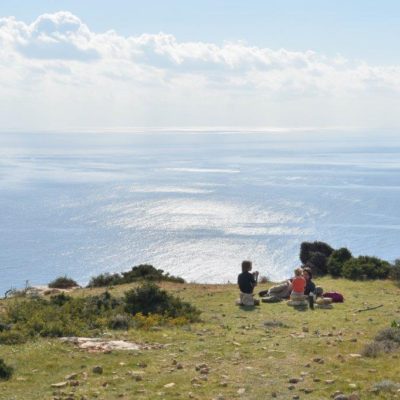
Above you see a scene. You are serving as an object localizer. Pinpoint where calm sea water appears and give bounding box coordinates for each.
[1,131,399,294]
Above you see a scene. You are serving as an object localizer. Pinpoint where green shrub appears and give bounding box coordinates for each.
[2,291,124,340]
[0,285,199,343]
[0,359,13,380]
[375,327,400,344]
[306,252,328,275]
[48,276,78,289]
[300,241,334,264]
[108,314,131,330]
[389,259,400,282]
[87,273,120,287]
[300,241,334,275]
[327,247,352,277]
[87,264,185,287]
[0,330,27,345]
[363,323,400,357]
[124,283,200,322]
[342,256,391,280]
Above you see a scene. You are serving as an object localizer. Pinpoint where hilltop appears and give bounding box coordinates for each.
[0,277,400,399]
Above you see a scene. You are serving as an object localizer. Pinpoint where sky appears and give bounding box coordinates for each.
[0,1,400,131]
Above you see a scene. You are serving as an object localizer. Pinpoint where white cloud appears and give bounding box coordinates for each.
[0,11,400,130]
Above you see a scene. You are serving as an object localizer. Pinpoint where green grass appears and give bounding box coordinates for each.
[1,278,400,399]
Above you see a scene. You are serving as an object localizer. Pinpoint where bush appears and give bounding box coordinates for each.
[124,283,200,322]
[1,292,124,340]
[48,276,78,289]
[108,314,131,330]
[342,256,391,280]
[389,259,400,282]
[373,380,400,393]
[88,264,185,287]
[87,273,120,287]
[0,359,13,380]
[300,241,333,275]
[327,247,352,277]
[300,241,334,264]
[375,327,400,344]
[306,252,328,275]
[0,285,200,343]
[0,330,27,345]
[363,324,400,357]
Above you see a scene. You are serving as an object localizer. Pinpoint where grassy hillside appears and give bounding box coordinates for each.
[1,278,399,399]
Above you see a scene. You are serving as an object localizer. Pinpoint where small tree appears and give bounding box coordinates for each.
[306,252,328,275]
[327,247,352,277]
[342,256,391,280]
[124,283,200,322]
[300,241,334,264]
[48,276,78,289]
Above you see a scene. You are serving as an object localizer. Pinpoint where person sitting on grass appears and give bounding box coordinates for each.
[302,266,323,297]
[288,267,307,306]
[302,267,316,295]
[291,267,306,294]
[237,260,260,306]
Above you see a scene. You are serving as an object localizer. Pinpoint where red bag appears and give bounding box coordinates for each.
[323,292,344,303]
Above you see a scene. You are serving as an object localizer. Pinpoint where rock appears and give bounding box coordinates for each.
[303,388,313,393]
[333,396,348,400]
[292,396,300,400]
[325,379,335,384]
[199,375,208,381]
[332,391,343,398]
[51,382,68,388]
[348,383,357,389]
[219,381,228,387]
[313,357,324,364]
[349,354,362,358]
[176,363,183,370]
[163,382,175,388]
[289,378,301,384]
[65,373,78,380]
[195,363,208,371]
[92,366,103,374]
[237,388,246,395]
[199,367,209,375]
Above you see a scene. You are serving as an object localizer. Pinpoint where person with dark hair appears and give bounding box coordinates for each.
[302,266,323,297]
[302,267,316,295]
[237,260,259,306]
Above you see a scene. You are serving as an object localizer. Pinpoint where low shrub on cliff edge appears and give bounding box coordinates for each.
[87,264,185,287]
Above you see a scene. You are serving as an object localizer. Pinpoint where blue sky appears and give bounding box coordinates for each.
[1,0,399,64]
[0,1,399,131]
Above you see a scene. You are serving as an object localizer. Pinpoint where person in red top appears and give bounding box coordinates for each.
[291,267,306,295]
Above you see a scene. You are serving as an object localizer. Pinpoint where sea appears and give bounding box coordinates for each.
[1,130,399,294]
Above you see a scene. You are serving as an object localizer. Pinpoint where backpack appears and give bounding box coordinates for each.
[322,292,344,303]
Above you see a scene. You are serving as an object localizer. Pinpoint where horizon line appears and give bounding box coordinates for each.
[0,125,384,135]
